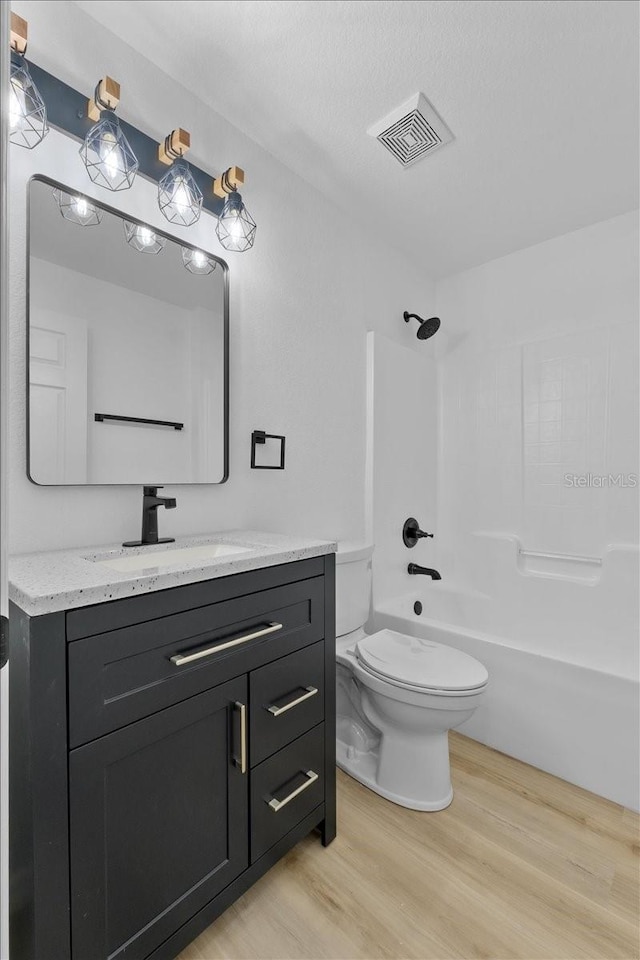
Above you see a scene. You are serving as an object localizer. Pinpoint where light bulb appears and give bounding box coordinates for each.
[100,131,122,181]
[172,177,191,214]
[74,196,88,217]
[193,250,206,267]
[138,226,155,247]
[228,216,244,240]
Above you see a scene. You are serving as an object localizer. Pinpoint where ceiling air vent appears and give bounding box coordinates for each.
[367,93,453,168]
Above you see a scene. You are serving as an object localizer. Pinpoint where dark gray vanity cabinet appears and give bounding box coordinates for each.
[70,678,249,960]
[9,554,336,960]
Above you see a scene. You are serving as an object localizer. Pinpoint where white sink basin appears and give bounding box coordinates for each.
[88,542,251,573]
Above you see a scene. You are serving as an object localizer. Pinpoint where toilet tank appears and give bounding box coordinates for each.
[335,541,374,637]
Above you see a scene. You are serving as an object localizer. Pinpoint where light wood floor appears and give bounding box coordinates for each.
[179,733,640,960]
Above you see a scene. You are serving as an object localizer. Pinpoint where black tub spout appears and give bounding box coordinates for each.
[407,563,441,580]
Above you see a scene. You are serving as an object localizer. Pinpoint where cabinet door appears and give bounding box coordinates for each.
[69,677,248,960]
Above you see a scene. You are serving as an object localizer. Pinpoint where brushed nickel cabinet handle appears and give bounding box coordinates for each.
[170,621,283,666]
[267,770,318,812]
[232,701,247,774]
[267,686,318,717]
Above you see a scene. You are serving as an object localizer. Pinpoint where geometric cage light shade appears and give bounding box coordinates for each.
[181,247,217,275]
[80,112,138,191]
[158,161,202,227]
[9,59,49,149]
[215,190,257,253]
[52,188,102,226]
[123,220,166,255]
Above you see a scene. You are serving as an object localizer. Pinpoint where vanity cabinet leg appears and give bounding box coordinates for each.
[320,815,336,847]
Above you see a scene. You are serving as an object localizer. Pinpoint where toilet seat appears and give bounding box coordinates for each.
[355,629,488,695]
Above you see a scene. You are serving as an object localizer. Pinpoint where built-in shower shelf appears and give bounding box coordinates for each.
[472,532,606,584]
[517,548,602,583]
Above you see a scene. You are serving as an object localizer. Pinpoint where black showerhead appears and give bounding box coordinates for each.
[404,311,441,340]
[417,316,440,339]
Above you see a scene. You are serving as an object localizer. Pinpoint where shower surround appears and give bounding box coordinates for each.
[369,211,639,810]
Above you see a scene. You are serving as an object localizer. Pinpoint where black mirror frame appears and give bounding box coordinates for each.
[26,173,229,486]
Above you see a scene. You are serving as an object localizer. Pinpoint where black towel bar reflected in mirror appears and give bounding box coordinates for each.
[94,413,184,431]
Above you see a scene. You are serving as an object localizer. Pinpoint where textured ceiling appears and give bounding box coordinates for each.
[74,0,639,278]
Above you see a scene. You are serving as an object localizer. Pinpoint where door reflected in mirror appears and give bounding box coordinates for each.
[28,176,228,485]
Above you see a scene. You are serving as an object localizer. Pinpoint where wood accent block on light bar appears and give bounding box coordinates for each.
[87,76,121,121]
[213,166,245,198]
[10,12,28,55]
[158,128,191,165]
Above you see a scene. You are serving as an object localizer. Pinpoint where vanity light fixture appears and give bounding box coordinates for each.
[213,167,257,252]
[157,129,203,226]
[52,188,102,226]
[80,76,139,191]
[182,247,217,275]
[123,221,166,255]
[8,13,49,149]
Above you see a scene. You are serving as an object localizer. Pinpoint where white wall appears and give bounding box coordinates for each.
[9,0,435,554]
[432,211,639,679]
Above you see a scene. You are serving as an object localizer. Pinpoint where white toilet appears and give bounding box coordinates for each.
[335,541,488,811]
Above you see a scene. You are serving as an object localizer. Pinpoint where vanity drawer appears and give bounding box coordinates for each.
[250,641,324,766]
[68,576,325,747]
[250,724,324,862]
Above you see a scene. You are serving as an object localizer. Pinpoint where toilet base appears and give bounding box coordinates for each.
[336,739,454,811]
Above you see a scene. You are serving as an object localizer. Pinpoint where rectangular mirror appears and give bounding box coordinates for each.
[27,175,228,485]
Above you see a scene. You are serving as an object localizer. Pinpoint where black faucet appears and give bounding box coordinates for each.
[408,563,441,580]
[123,486,177,547]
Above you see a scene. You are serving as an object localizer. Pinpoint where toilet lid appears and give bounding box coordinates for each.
[355,629,488,692]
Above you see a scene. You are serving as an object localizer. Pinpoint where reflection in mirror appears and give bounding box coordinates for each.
[28,176,228,485]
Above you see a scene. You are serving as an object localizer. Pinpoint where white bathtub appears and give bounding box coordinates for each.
[372,598,640,811]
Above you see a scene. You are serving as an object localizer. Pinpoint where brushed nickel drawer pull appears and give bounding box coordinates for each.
[170,621,283,666]
[233,701,247,774]
[267,686,318,717]
[267,770,319,812]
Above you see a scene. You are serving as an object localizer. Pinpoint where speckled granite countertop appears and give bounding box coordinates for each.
[9,531,337,616]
